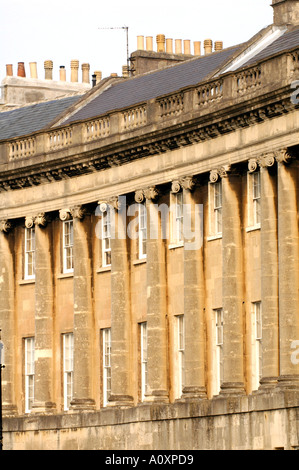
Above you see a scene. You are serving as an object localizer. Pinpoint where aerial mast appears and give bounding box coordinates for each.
[98,26,130,71]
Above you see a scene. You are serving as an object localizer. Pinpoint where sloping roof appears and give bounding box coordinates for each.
[62,46,241,125]
[0,95,82,140]
[243,25,299,66]
[1,24,299,142]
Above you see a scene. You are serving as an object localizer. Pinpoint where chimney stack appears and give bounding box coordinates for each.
[44,60,53,80]
[272,0,299,26]
[6,64,13,77]
[204,39,213,55]
[17,62,26,77]
[81,63,90,83]
[70,60,79,82]
[156,34,166,52]
[29,62,38,79]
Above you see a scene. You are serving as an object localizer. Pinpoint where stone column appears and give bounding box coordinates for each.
[140,186,169,403]
[105,197,134,407]
[275,150,299,389]
[30,213,56,413]
[0,220,17,416]
[173,176,207,399]
[252,155,280,390]
[68,206,96,410]
[217,166,246,395]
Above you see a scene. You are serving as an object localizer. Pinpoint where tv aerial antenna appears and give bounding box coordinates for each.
[98,26,130,70]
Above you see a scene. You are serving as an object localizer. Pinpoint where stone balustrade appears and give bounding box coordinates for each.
[0,50,296,165]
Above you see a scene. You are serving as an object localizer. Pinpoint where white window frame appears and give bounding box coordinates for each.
[24,227,35,280]
[170,192,184,247]
[62,219,74,274]
[247,170,261,231]
[140,322,148,401]
[214,308,223,395]
[177,315,185,397]
[138,203,147,260]
[214,181,222,235]
[252,301,262,391]
[101,208,111,267]
[63,333,74,411]
[102,328,111,407]
[25,337,35,413]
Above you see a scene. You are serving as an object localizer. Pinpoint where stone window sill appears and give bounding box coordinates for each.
[207,233,222,241]
[168,241,184,250]
[57,272,74,279]
[245,224,261,233]
[19,278,35,285]
[96,266,111,273]
[133,258,147,266]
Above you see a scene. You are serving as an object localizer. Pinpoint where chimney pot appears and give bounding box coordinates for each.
[81,63,90,83]
[156,34,166,52]
[214,41,223,52]
[29,62,38,79]
[166,38,173,54]
[94,71,102,84]
[137,36,144,50]
[175,39,182,54]
[92,74,97,87]
[146,36,153,51]
[60,65,66,81]
[204,39,213,55]
[110,73,118,77]
[6,64,13,77]
[17,62,26,78]
[184,40,191,55]
[70,60,79,82]
[122,65,129,78]
[44,60,53,79]
[194,41,201,56]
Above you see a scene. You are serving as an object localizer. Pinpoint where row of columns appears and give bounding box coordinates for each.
[0,150,298,415]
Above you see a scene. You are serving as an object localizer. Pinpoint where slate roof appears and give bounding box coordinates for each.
[0,95,82,140]
[243,25,299,67]
[62,45,241,125]
[1,24,299,141]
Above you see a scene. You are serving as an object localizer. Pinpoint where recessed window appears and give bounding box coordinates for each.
[102,207,111,267]
[252,301,262,391]
[208,181,222,239]
[102,328,111,407]
[247,170,261,231]
[24,337,35,413]
[24,227,35,280]
[214,308,223,395]
[63,333,74,411]
[138,203,147,260]
[177,315,185,397]
[62,220,74,273]
[140,322,148,401]
[170,192,184,245]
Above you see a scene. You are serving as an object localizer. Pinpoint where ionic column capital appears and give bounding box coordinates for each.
[0,219,12,233]
[257,153,276,169]
[70,205,86,220]
[274,148,294,164]
[135,186,159,203]
[59,208,72,221]
[209,165,232,182]
[171,175,195,193]
[34,212,49,227]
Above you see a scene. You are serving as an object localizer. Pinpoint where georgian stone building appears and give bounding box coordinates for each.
[0,0,298,450]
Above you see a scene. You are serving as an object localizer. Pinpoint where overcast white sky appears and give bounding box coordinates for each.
[0,0,273,81]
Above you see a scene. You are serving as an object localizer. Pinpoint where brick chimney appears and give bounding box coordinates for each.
[272,0,299,26]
